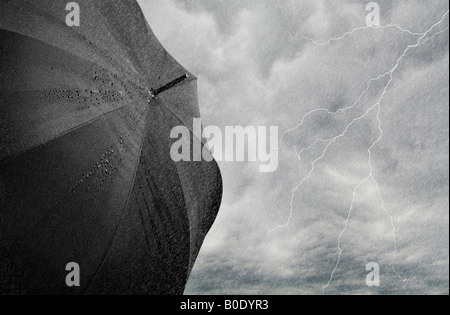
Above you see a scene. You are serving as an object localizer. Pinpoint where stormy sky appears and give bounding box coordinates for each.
[137,0,449,295]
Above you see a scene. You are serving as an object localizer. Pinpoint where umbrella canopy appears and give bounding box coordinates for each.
[0,0,222,295]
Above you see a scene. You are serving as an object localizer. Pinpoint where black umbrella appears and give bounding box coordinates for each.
[0,0,222,295]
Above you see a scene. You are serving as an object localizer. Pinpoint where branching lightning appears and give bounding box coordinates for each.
[273,10,449,294]
[288,24,424,46]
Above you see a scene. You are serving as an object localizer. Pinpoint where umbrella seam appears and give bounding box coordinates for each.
[0,102,137,166]
[83,100,150,295]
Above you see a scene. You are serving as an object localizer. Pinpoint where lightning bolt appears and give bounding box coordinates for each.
[272,10,449,294]
[288,23,424,46]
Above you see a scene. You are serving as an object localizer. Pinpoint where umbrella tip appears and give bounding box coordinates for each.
[149,89,157,100]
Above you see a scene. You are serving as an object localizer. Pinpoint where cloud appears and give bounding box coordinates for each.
[137,0,449,295]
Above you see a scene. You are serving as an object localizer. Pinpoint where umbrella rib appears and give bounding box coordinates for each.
[83,100,150,295]
[157,93,211,275]
[160,105,206,147]
[0,28,146,93]
[0,103,133,166]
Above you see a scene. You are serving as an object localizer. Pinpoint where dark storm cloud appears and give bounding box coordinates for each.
[138,0,449,295]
